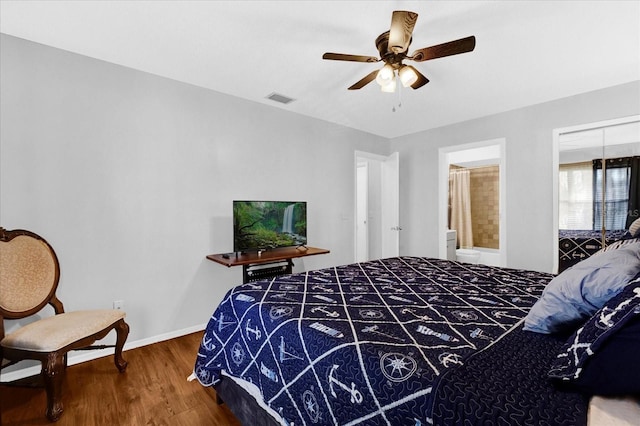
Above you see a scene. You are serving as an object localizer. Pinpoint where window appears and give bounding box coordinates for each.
[560,158,634,231]
[593,158,632,230]
[559,162,593,229]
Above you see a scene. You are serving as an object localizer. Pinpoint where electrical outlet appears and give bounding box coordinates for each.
[113,300,124,310]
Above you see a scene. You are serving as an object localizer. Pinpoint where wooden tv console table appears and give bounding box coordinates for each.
[206,246,330,283]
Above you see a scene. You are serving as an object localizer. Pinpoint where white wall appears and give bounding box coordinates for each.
[393,80,640,273]
[2,32,639,375]
[0,34,389,359]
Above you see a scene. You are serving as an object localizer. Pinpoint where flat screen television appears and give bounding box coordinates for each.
[233,200,307,252]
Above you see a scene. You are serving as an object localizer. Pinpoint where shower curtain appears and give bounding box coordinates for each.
[449,168,474,249]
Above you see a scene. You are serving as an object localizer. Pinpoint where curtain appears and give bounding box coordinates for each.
[449,168,473,248]
[593,157,632,230]
[626,156,640,228]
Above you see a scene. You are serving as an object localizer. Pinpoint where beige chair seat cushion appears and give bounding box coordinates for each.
[1,310,125,352]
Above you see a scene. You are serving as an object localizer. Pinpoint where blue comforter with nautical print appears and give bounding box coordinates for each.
[194,256,587,425]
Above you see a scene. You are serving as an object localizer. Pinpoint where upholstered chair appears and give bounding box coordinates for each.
[0,228,129,422]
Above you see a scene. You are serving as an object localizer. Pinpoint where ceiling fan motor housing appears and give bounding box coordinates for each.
[376,31,409,68]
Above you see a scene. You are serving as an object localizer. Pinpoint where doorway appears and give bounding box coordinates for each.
[356,162,369,262]
[354,151,400,262]
[438,139,507,266]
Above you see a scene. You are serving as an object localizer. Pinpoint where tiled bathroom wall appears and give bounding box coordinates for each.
[469,165,500,249]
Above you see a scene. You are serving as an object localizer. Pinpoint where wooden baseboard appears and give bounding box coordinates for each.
[1,323,206,382]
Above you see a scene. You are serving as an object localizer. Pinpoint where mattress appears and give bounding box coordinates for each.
[194,256,588,425]
[559,229,628,272]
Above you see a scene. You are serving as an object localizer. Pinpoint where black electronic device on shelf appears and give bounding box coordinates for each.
[243,260,293,283]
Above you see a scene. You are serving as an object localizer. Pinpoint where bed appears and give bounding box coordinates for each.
[558,229,628,272]
[193,254,640,425]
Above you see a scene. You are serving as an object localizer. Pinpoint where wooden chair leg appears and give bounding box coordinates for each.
[114,319,129,373]
[42,351,65,422]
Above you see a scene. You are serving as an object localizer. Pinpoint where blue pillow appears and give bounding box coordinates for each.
[523,242,640,333]
[548,277,640,394]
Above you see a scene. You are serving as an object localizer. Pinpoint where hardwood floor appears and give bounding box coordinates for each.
[1,332,242,425]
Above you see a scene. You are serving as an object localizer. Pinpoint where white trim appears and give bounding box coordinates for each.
[355,161,369,262]
[439,138,507,267]
[354,150,391,162]
[1,323,206,382]
[354,151,380,263]
[354,150,399,262]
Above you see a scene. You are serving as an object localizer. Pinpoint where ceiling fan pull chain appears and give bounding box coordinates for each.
[392,79,402,112]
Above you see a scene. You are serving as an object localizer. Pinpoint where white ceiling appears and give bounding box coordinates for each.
[1,0,639,139]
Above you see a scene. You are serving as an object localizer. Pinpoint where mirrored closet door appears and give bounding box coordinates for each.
[554,116,640,273]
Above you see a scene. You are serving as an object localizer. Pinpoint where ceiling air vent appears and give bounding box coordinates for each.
[265,92,295,105]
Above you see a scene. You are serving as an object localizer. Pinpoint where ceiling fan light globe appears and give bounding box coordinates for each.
[380,78,396,93]
[399,66,418,87]
[375,64,395,86]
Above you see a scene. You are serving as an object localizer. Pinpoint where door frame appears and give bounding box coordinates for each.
[354,150,400,262]
[438,138,507,266]
[356,161,369,262]
[551,114,640,273]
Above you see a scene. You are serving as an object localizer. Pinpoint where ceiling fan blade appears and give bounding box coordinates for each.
[348,70,379,90]
[405,65,430,89]
[388,10,418,54]
[411,36,476,62]
[323,52,380,63]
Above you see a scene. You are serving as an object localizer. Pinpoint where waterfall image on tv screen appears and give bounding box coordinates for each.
[233,201,307,252]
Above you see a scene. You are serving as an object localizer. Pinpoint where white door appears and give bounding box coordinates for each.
[356,163,369,262]
[381,152,400,258]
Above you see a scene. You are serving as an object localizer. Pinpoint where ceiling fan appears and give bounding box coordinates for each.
[322,10,476,92]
